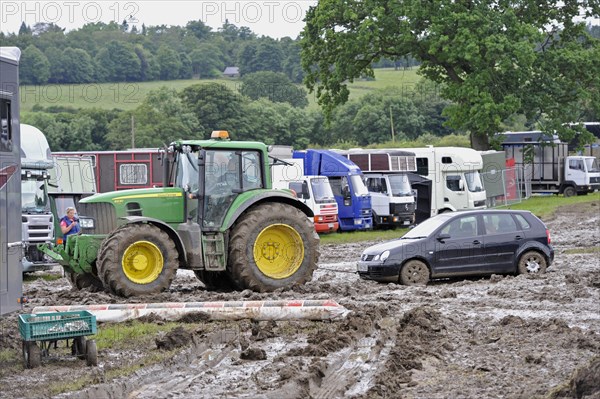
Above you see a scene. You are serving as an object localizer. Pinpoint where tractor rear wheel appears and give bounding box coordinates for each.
[228,203,319,292]
[97,223,178,297]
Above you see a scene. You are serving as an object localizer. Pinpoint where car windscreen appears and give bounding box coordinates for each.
[403,213,454,238]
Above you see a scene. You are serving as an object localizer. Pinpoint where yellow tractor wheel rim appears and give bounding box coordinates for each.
[122,241,164,284]
[254,224,304,279]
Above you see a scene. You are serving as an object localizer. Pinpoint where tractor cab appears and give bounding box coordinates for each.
[170,131,266,230]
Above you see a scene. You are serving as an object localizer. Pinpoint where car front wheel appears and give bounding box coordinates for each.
[518,251,547,274]
[400,260,430,286]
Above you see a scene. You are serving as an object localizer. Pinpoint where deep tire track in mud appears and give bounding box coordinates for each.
[1,201,599,398]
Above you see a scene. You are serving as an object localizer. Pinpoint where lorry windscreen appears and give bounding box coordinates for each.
[350,175,369,196]
[585,158,599,172]
[311,177,335,203]
[21,179,49,212]
[465,171,484,192]
[388,174,412,196]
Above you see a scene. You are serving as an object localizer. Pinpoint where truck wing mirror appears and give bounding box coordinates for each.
[342,184,350,198]
[459,179,465,191]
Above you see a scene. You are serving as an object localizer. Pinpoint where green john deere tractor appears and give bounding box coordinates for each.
[42,131,319,297]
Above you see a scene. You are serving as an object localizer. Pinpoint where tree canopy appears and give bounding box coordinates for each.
[301,0,600,149]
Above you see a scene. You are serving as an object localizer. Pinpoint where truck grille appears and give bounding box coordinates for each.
[390,202,415,214]
[591,177,600,184]
[474,200,486,207]
[78,202,117,234]
[22,215,53,242]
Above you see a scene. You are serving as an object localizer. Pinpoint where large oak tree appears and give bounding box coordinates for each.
[301,0,600,149]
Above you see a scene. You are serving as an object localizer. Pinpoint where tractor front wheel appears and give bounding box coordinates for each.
[97,223,178,297]
[228,203,319,292]
[65,269,104,292]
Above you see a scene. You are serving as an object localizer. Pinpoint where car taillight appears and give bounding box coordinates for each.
[546,229,551,244]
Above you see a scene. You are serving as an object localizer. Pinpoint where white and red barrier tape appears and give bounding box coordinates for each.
[33,300,349,323]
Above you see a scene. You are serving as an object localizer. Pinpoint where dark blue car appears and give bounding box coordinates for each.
[357,210,554,285]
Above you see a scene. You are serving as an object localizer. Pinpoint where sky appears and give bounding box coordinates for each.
[0,0,319,39]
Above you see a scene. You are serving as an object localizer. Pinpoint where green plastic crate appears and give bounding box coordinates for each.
[19,311,97,342]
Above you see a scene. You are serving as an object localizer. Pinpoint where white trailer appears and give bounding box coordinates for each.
[501,132,600,196]
[270,147,339,233]
[406,146,487,217]
[1,47,22,315]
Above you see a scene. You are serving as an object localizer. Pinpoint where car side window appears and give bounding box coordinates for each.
[484,214,518,234]
[514,214,531,230]
[441,215,478,238]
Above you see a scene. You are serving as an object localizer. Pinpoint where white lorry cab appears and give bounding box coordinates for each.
[270,147,339,233]
[20,124,56,272]
[407,146,487,217]
[336,149,417,228]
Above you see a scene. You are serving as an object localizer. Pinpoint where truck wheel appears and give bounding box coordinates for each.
[97,223,178,297]
[228,203,319,292]
[563,186,576,197]
[193,270,234,291]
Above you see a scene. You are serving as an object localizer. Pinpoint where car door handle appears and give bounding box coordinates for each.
[473,240,481,245]
[515,235,523,240]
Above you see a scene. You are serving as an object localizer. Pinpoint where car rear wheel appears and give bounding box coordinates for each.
[518,251,547,274]
[400,260,430,286]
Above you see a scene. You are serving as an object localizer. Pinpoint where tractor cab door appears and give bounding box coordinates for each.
[202,149,263,229]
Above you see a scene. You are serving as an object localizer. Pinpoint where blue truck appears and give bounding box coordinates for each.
[293,149,372,231]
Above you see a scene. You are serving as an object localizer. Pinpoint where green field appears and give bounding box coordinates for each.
[20,68,423,113]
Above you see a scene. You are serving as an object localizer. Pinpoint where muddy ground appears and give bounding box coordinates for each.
[1,201,599,399]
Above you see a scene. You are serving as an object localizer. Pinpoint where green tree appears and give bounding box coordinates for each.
[301,0,600,149]
[94,41,141,82]
[156,46,182,80]
[20,45,50,84]
[180,83,245,136]
[190,44,225,78]
[241,71,309,108]
[18,22,31,36]
[186,20,212,40]
[61,47,95,83]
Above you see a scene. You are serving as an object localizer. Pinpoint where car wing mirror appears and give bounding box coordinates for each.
[437,233,450,242]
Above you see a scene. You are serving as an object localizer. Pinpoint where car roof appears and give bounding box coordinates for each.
[441,209,534,218]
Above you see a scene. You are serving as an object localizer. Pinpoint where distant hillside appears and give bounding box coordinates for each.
[20,68,422,113]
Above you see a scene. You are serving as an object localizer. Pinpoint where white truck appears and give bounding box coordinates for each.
[270,148,339,233]
[337,149,417,228]
[20,124,56,272]
[405,146,487,217]
[501,131,600,196]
